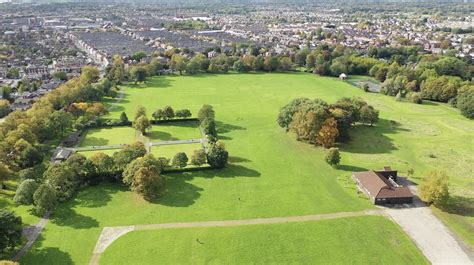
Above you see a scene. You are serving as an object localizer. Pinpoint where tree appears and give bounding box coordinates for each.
[135,106,147,120]
[43,164,76,202]
[186,60,200,74]
[0,163,12,189]
[120,112,129,124]
[175,109,192,119]
[152,109,165,121]
[409,92,423,104]
[233,59,246,72]
[191,149,207,167]
[80,66,100,84]
[90,152,115,177]
[162,106,175,120]
[122,154,162,200]
[131,51,147,62]
[130,66,147,84]
[201,117,217,137]
[279,57,292,71]
[316,117,339,148]
[17,146,43,168]
[325,147,341,167]
[172,152,188,169]
[133,115,151,135]
[13,179,39,205]
[198,104,215,122]
[457,87,474,119]
[112,142,147,173]
[419,171,450,206]
[53,71,68,81]
[33,184,57,215]
[359,105,379,126]
[66,153,97,185]
[0,100,11,118]
[0,210,22,253]
[207,144,228,169]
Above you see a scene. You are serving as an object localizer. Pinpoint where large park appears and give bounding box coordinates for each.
[1,72,473,264]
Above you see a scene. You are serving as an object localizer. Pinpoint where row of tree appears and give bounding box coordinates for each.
[277,97,379,148]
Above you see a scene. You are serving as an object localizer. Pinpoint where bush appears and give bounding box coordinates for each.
[13,179,39,205]
[325,147,341,167]
[33,184,57,215]
[419,171,450,206]
[409,92,423,104]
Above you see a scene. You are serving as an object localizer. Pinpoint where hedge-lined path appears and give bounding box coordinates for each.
[88,209,384,265]
[12,212,50,261]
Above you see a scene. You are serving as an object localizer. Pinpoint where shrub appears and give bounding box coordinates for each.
[325,147,341,167]
[175,109,192,119]
[409,92,423,104]
[13,179,39,205]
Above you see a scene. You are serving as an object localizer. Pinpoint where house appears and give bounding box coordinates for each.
[352,167,413,205]
[339,73,347,80]
[51,147,75,163]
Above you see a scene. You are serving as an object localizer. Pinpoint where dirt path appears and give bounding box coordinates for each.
[107,87,125,111]
[12,212,50,261]
[88,210,383,265]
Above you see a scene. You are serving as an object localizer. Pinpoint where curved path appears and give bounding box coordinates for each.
[88,210,383,265]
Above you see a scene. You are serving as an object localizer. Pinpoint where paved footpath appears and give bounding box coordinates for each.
[89,210,383,265]
[12,212,50,261]
[386,207,473,265]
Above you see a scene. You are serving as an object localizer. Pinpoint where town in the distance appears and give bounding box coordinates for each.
[0,1,473,265]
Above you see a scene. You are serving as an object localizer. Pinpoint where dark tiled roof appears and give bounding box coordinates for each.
[353,170,413,199]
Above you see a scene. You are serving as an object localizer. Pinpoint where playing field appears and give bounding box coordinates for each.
[17,73,473,264]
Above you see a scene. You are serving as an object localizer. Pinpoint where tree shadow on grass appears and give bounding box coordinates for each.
[147,131,178,141]
[49,184,123,229]
[440,196,474,217]
[20,235,73,265]
[216,121,246,134]
[337,165,369,173]
[81,137,108,146]
[339,119,408,154]
[228,156,251,163]
[153,175,203,207]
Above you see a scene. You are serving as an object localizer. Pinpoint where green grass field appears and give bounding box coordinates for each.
[101,216,429,265]
[15,73,473,264]
[150,143,203,160]
[148,121,201,142]
[80,127,137,147]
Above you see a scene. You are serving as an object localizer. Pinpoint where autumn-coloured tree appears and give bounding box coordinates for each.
[316,117,339,148]
[419,171,450,206]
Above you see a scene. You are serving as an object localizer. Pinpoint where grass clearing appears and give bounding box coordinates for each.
[79,127,137,147]
[150,143,203,160]
[148,121,201,142]
[14,72,473,264]
[101,216,429,265]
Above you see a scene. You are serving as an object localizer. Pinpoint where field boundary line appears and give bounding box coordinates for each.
[88,209,383,265]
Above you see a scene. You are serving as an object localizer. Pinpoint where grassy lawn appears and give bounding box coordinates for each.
[101,216,428,265]
[79,127,137,147]
[148,121,201,142]
[15,72,473,264]
[77,149,122,158]
[150,143,203,160]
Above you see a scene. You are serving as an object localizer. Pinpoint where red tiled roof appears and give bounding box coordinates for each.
[353,170,413,199]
